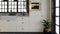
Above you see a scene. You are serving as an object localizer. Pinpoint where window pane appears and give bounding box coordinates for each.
[56,8,59,16]
[18,0,27,12]
[56,26,59,34]
[56,0,59,7]
[55,0,59,34]
[56,17,59,25]
[0,0,27,13]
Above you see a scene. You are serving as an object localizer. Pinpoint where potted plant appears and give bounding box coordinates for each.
[42,19,51,34]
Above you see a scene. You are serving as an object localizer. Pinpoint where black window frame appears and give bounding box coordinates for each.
[51,0,56,34]
[51,0,60,34]
[0,0,29,14]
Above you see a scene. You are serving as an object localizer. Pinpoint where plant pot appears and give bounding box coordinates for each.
[43,28,51,34]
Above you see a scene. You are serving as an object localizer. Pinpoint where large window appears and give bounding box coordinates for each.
[55,0,59,34]
[0,0,29,16]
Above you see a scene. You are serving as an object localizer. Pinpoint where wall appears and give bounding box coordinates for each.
[47,0,51,22]
[0,0,51,32]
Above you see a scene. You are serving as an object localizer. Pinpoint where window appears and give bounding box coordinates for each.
[55,0,59,34]
[0,0,29,16]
